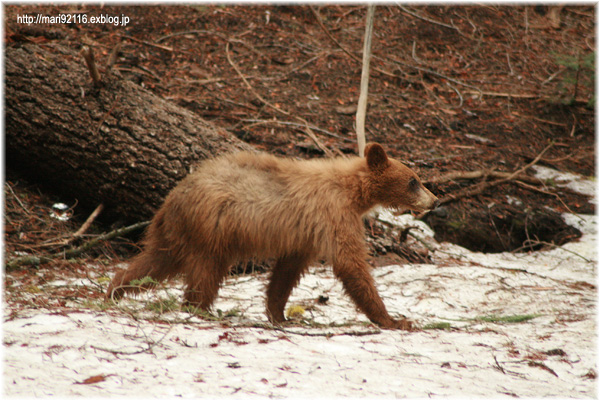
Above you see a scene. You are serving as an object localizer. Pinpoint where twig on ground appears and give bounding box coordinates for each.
[157,29,266,61]
[226,42,334,157]
[462,89,590,104]
[387,56,484,98]
[398,5,459,32]
[118,34,173,52]
[427,169,544,185]
[541,67,566,85]
[73,204,104,238]
[438,142,555,205]
[262,53,325,82]
[242,119,351,142]
[300,121,335,158]
[494,355,506,374]
[411,41,422,63]
[226,42,290,118]
[91,323,172,355]
[570,112,577,137]
[512,240,592,263]
[40,204,106,248]
[225,320,383,337]
[310,5,361,64]
[5,182,32,215]
[6,221,150,271]
[65,220,150,259]
[512,180,578,217]
[309,5,399,79]
[446,82,464,108]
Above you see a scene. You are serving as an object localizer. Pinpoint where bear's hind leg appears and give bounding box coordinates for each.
[266,253,312,324]
[106,250,179,301]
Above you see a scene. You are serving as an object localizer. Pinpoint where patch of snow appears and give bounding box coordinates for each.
[532,165,596,199]
[377,208,435,238]
[505,195,522,206]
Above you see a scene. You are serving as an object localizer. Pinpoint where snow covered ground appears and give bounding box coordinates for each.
[3,168,597,398]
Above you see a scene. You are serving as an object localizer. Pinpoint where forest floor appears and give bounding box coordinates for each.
[5,4,596,253]
[3,4,597,398]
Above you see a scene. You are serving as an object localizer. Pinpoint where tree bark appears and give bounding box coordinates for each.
[5,42,254,222]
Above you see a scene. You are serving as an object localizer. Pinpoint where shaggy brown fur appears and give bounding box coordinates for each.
[106,143,438,330]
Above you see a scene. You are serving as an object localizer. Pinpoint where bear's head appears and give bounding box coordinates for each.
[364,143,439,213]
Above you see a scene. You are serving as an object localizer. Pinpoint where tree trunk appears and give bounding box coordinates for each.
[5,42,254,222]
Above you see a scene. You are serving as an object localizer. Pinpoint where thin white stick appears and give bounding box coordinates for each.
[356,5,375,158]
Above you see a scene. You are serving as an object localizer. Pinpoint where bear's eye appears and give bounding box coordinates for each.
[408,178,420,191]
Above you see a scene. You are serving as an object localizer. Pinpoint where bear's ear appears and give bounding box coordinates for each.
[365,143,389,172]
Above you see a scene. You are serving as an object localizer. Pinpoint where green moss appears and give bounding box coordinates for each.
[423,322,452,330]
[446,220,464,230]
[476,314,540,324]
[129,276,159,286]
[146,296,180,314]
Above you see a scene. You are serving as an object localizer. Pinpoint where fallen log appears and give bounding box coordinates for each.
[5,42,254,222]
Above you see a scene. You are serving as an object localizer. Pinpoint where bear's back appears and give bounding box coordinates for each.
[161,152,365,261]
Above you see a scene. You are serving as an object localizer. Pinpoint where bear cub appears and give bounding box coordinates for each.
[106,143,439,330]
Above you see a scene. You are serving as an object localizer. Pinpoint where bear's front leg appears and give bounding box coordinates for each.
[332,242,413,330]
[266,252,312,324]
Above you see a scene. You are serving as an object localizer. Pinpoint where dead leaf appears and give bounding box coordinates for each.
[75,374,108,385]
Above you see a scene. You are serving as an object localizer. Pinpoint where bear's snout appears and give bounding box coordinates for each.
[414,186,439,212]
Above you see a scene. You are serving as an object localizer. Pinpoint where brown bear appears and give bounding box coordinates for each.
[106,143,439,330]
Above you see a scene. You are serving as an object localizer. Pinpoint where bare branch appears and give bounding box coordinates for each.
[438,142,555,205]
[73,204,104,238]
[356,5,375,157]
[6,220,150,271]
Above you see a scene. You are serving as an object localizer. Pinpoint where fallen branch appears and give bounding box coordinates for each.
[73,204,105,238]
[6,220,150,271]
[513,180,577,216]
[438,142,555,205]
[398,5,459,32]
[387,56,484,97]
[156,29,265,60]
[225,42,290,118]
[462,89,590,104]
[427,169,544,186]
[118,34,173,52]
[513,240,592,263]
[241,119,351,142]
[91,323,172,355]
[223,320,383,337]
